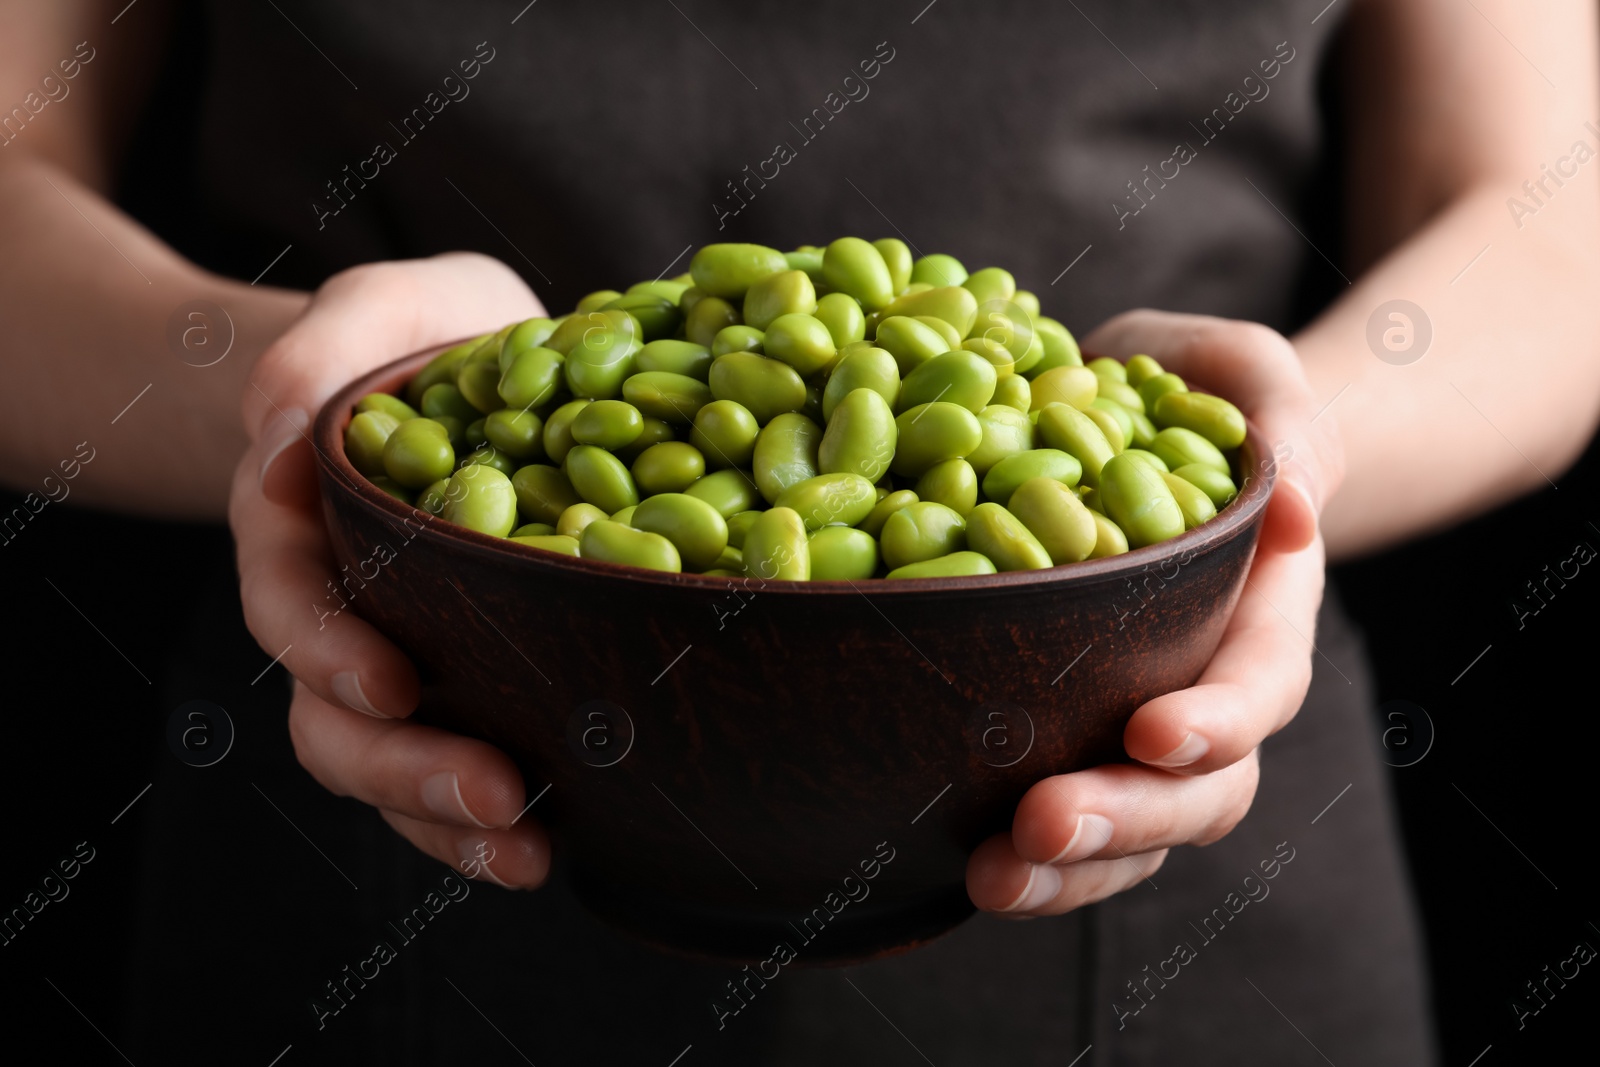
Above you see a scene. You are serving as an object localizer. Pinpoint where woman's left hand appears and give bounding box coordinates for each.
[966,310,1345,915]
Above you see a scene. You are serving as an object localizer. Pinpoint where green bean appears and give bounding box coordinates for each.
[440,463,518,537]
[511,463,581,525]
[564,445,640,514]
[753,413,822,503]
[632,441,706,495]
[914,458,978,514]
[880,501,967,570]
[896,351,998,415]
[633,492,730,571]
[1006,476,1098,564]
[690,399,760,469]
[886,551,996,579]
[822,237,895,311]
[742,269,817,331]
[966,502,1052,571]
[981,448,1082,507]
[580,520,681,572]
[346,411,401,476]
[742,506,810,580]
[818,388,897,483]
[1151,392,1248,449]
[773,472,877,531]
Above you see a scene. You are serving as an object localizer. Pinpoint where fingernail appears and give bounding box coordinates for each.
[258,407,309,492]
[1049,813,1114,864]
[1146,731,1209,768]
[458,838,513,888]
[422,771,490,828]
[999,862,1062,913]
[331,671,389,718]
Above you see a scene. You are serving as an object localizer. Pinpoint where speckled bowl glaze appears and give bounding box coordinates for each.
[314,344,1275,965]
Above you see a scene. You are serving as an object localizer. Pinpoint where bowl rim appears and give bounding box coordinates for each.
[314,341,1277,595]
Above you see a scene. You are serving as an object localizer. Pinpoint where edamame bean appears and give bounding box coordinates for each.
[1152,392,1248,449]
[565,445,640,514]
[418,478,451,516]
[512,522,557,537]
[808,526,879,580]
[690,399,760,469]
[461,445,517,477]
[1124,354,1163,387]
[690,243,790,298]
[571,399,645,449]
[576,289,624,314]
[1126,409,1159,449]
[896,351,998,414]
[1030,316,1083,374]
[370,476,412,504]
[726,509,762,549]
[763,313,838,376]
[556,502,610,540]
[1091,398,1136,446]
[872,238,913,294]
[822,237,894,311]
[860,489,918,538]
[510,533,581,557]
[628,278,691,304]
[742,506,810,580]
[981,448,1082,506]
[880,501,967,570]
[483,409,544,460]
[406,337,483,405]
[346,411,401,476]
[580,520,681,572]
[440,463,518,537]
[622,371,714,423]
[685,468,761,517]
[636,339,713,381]
[774,472,877,531]
[1029,366,1098,411]
[962,267,1017,308]
[499,318,559,372]
[633,492,730,570]
[712,325,765,357]
[876,316,954,375]
[886,551,996,579]
[1170,463,1238,508]
[914,458,978,514]
[909,253,968,287]
[814,291,867,348]
[357,393,420,421]
[1138,372,1187,409]
[685,295,739,348]
[422,382,480,423]
[992,374,1031,413]
[1035,403,1117,488]
[966,502,1051,571]
[457,361,503,414]
[753,413,822,503]
[615,417,675,463]
[1012,290,1041,317]
[1088,511,1130,557]
[965,404,1036,476]
[511,463,580,524]
[743,270,817,331]
[710,544,744,572]
[1006,477,1098,564]
[1120,448,1170,473]
[382,417,456,488]
[542,398,591,464]
[1160,471,1218,530]
[1096,379,1145,414]
[1087,356,1127,384]
[1081,404,1126,452]
[611,505,637,526]
[708,351,807,424]
[784,247,826,283]
[499,347,566,410]
[891,402,983,477]
[432,414,466,450]
[914,315,964,352]
[564,311,640,399]
[1149,427,1230,475]
[601,292,680,341]
[822,346,899,422]
[1099,453,1185,548]
[632,441,706,495]
[818,388,896,483]
[881,286,978,339]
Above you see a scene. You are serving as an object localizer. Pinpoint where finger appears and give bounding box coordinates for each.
[230,464,421,718]
[968,832,1169,916]
[378,809,551,890]
[1082,310,1345,551]
[288,683,528,828]
[1123,534,1326,772]
[1007,756,1261,867]
[242,252,544,449]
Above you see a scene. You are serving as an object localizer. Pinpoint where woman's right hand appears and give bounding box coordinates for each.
[229,253,552,888]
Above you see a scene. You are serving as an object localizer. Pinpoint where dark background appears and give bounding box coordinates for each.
[3,2,1596,1063]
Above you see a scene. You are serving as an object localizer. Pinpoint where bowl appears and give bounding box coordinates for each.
[313,344,1275,965]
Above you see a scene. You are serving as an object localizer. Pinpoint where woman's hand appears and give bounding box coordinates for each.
[229,253,553,888]
[966,310,1345,915]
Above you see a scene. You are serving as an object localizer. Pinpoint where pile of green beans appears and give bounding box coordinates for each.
[344,239,1249,579]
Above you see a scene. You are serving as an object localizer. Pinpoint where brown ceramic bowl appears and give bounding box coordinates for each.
[314,344,1275,966]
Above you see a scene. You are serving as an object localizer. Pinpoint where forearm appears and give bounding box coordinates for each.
[0,153,307,520]
[1297,179,1600,559]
